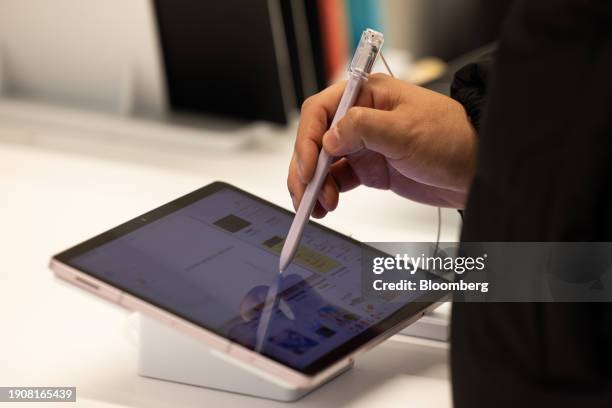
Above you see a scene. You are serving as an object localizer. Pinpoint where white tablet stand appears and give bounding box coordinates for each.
[137,316,353,402]
[400,302,451,341]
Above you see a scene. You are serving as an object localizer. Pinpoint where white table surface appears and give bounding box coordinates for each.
[0,100,460,407]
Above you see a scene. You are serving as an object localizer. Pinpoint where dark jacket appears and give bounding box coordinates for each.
[450,0,612,406]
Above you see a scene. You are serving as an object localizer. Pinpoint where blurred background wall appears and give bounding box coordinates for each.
[0,0,166,117]
[382,0,511,60]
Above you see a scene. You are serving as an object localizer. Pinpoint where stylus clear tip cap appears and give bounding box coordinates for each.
[349,28,384,78]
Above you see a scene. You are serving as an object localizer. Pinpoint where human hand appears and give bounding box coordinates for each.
[288,73,478,217]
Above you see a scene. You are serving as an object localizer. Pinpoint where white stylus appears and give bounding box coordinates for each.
[279,29,384,273]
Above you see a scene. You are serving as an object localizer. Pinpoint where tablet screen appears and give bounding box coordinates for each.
[57,182,440,375]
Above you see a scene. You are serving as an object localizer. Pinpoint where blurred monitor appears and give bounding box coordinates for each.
[153,0,296,124]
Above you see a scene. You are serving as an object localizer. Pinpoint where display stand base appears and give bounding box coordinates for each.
[400,302,451,341]
[137,316,352,402]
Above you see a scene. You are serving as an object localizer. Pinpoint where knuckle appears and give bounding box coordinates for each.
[369,72,390,82]
[301,95,316,111]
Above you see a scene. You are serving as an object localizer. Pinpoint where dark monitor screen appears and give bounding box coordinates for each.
[153,0,291,123]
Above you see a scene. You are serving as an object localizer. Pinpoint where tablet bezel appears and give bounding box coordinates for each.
[53,181,446,376]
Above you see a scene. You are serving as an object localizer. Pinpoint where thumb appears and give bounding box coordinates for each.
[321,107,405,159]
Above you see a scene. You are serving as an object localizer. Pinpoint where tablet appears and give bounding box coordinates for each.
[50,182,444,387]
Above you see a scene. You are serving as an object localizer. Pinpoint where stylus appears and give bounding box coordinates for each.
[279,29,384,273]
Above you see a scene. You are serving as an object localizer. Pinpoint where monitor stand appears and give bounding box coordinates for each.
[137,316,353,402]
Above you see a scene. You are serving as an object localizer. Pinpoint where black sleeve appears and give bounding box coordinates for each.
[452,1,612,407]
[449,52,495,216]
[450,51,495,132]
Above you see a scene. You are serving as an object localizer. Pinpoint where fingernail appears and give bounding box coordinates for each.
[330,125,340,147]
[291,193,298,210]
[325,126,340,150]
[318,189,327,207]
[297,159,305,182]
[332,125,341,142]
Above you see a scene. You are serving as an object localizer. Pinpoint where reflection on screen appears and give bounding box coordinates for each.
[70,188,420,370]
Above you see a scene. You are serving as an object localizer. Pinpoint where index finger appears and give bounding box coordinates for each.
[295,81,347,183]
[294,74,399,183]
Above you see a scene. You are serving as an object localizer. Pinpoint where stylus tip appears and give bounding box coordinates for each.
[278,257,287,274]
